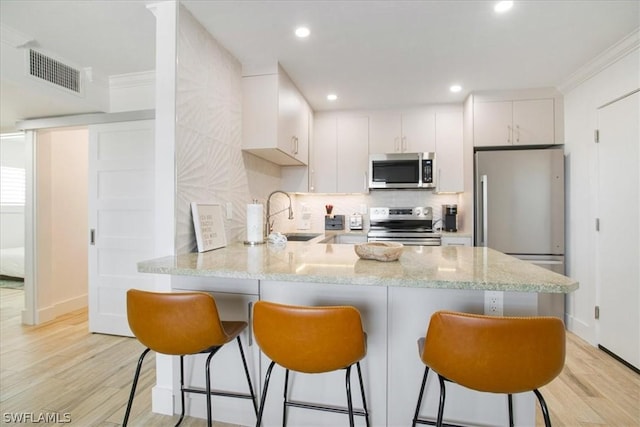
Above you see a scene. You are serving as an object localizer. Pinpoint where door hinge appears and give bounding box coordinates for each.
[595,305,600,319]
[594,129,600,143]
[595,218,600,231]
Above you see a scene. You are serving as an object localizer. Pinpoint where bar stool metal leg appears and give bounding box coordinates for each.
[123,348,151,427]
[345,365,355,427]
[236,336,258,415]
[282,369,290,427]
[436,374,446,427]
[175,355,186,427]
[204,349,219,427]
[412,366,430,427]
[256,360,277,427]
[356,362,370,427]
[508,394,514,427]
[534,389,553,427]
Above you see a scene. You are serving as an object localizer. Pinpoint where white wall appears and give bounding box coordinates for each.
[562,31,639,343]
[0,133,25,251]
[174,5,281,254]
[36,128,88,322]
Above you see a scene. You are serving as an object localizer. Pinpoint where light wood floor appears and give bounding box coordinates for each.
[1,288,638,426]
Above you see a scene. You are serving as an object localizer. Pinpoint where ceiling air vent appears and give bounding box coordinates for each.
[28,49,81,94]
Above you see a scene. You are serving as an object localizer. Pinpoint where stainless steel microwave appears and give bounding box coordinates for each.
[369,152,436,189]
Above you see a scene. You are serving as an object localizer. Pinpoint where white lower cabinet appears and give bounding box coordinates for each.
[259,280,387,426]
[172,277,260,427]
[387,287,536,426]
[166,278,542,426]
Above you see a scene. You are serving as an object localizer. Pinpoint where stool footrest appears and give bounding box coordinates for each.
[414,419,465,427]
[286,399,367,417]
[181,386,255,400]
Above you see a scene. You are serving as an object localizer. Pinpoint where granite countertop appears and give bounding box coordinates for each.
[138,240,578,294]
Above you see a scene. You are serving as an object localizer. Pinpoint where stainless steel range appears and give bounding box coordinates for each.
[368,207,441,246]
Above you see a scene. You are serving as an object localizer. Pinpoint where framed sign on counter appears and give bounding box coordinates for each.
[191,203,227,252]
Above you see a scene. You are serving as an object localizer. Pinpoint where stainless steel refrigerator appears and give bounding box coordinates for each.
[475,148,565,317]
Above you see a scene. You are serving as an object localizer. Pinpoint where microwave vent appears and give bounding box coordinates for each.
[28,49,81,94]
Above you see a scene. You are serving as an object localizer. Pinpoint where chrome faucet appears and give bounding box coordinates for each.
[265,190,294,236]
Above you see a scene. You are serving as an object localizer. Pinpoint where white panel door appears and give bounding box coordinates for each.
[88,120,155,336]
[597,91,639,370]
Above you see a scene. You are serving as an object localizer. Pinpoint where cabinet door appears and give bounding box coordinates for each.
[337,116,369,193]
[512,99,555,145]
[435,111,463,192]
[311,114,337,193]
[473,100,512,147]
[401,109,436,152]
[277,71,301,157]
[294,97,310,163]
[369,110,402,153]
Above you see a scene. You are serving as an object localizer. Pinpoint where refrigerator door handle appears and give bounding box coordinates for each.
[481,174,488,247]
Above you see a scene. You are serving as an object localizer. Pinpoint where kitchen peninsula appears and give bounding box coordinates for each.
[138,240,578,427]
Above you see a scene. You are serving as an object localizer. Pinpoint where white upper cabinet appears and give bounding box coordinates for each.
[337,115,369,193]
[369,109,435,154]
[242,65,309,165]
[473,98,555,147]
[435,110,464,193]
[309,113,369,193]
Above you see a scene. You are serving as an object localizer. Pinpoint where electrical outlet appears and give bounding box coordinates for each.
[484,291,504,316]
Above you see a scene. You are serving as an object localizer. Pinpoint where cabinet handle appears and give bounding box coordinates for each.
[247,301,253,346]
[394,137,400,152]
[402,136,407,152]
[90,229,96,245]
[295,136,299,154]
[437,168,442,193]
[291,136,298,154]
[364,172,368,192]
[507,125,511,143]
[515,125,520,143]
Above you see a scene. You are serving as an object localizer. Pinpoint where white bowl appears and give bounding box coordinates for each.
[354,242,404,262]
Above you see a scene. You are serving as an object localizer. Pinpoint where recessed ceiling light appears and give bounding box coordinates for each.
[494,1,513,13]
[295,27,310,38]
[450,85,462,93]
[327,94,338,101]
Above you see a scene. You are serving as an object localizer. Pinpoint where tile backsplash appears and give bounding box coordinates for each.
[274,191,462,234]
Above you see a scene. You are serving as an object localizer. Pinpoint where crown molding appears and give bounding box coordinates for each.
[558,28,639,94]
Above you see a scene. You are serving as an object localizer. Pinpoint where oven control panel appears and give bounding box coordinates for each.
[370,206,432,221]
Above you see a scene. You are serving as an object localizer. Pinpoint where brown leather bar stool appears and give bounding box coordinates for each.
[412,310,565,427]
[123,289,257,427]
[252,300,370,427]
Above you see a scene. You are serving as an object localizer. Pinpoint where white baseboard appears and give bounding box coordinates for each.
[37,293,87,324]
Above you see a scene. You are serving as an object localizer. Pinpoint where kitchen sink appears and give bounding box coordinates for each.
[284,233,322,242]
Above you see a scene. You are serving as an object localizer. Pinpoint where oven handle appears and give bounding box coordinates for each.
[368,237,441,246]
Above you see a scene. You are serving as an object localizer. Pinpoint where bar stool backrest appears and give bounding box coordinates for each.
[422,311,565,394]
[127,289,229,355]
[253,301,366,373]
